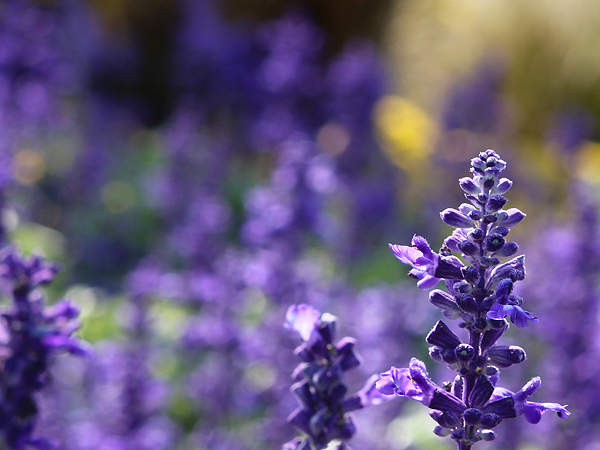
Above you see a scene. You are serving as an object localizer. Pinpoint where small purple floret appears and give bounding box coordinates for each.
[389,236,441,289]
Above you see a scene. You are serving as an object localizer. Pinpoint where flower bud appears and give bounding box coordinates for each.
[461,266,480,285]
[456,293,479,314]
[431,410,462,429]
[495,178,512,194]
[468,228,485,241]
[494,241,518,257]
[433,426,452,437]
[426,321,462,349]
[459,177,479,194]
[441,348,459,364]
[497,208,526,227]
[429,346,444,362]
[463,408,483,425]
[473,318,488,332]
[459,240,478,256]
[486,195,508,212]
[486,345,527,368]
[455,343,475,361]
[451,427,466,440]
[468,210,483,221]
[459,203,477,215]
[440,208,475,228]
[483,176,496,190]
[479,413,501,429]
[471,157,486,172]
[490,225,509,236]
[429,290,461,312]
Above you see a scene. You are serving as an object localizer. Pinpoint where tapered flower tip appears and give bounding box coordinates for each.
[286,304,321,341]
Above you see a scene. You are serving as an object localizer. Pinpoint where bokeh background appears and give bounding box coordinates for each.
[2,0,600,449]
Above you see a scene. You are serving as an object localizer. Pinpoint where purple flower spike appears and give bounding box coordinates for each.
[284,304,374,449]
[380,150,568,446]
[286,304,321,341]
[389,236,441,289]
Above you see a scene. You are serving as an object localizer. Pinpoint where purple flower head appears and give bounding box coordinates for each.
[284,304,377,449]
[0,248,88,449]
[492,378,570,424]
[0,248,59,290]
[380,150,568,447]
[389,236,441,289]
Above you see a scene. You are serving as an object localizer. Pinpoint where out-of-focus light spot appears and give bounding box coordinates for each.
[13,149,46,185]
[243,362,277,391]
[101,180,136,213]
[149,302,189,340]
[10,223,66,260]
[64,285,98,320]
[241,287,269,326]
[386,402,451,450]
[375,96,437,170]
[576,141,600,185]
[317,122,351,155]
[2,208,19,232]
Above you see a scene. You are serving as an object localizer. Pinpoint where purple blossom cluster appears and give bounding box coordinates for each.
[0,248,87,449]
[284,304,387,450]
[377,150,570,449]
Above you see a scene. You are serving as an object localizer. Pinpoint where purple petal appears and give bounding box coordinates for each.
[416,274,442,290]
[389,243,423,267]
[286,304,321,341]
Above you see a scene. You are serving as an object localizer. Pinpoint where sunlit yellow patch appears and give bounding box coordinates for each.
[374,96,437,171]
[13,149,46,185]
[101,180,136,213]
[576,141,600,185]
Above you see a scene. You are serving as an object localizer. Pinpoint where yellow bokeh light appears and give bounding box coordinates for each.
[13,149,46,185]
[375,95,437,171]
[576,141,600,185]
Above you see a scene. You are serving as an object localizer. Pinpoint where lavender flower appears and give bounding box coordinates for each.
[283,304,388,450]
[379,150,569,449]
[0,248,88,449]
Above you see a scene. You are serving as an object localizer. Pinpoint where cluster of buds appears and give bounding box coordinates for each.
[283,304,385,450]
[378,150,569,449]
[0,248,88,449]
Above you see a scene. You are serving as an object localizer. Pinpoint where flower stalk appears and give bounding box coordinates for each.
[378,150,569,448]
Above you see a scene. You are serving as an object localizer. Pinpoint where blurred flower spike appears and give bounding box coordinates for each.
[0,247,89,449]
[283,304,390,449]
